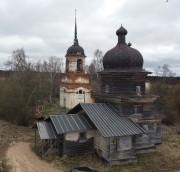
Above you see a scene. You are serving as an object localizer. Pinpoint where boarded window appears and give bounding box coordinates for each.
[105,85,109,93]
[117,136,132,151]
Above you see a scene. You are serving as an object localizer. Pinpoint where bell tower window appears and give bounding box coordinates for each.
[77,59,83,71]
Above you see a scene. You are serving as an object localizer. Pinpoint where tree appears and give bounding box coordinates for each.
[5,48,28,71]
[151,64,179,124]
[47,56,64,102]
[33,56,64,102]
[89,49,104,74]
[152,64,176,95]
[1,48,37,125]
[154,64,175,78]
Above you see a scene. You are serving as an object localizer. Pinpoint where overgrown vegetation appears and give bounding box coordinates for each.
[0,48,63,126]
[150,64,180,125]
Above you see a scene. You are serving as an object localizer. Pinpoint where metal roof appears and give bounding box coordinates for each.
[36,121,57,140]
[50,114,95,135]
[79,103,145,137]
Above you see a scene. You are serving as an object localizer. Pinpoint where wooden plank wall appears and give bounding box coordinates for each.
[62,138,94,156]
[94,131,110,159]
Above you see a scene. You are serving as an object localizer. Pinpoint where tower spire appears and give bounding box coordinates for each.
[74,9,79,46]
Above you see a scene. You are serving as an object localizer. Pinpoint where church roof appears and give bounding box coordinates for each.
[103,25,143,71]
[68,103,145,137]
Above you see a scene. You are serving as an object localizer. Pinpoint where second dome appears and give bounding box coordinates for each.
[103,25,144,70]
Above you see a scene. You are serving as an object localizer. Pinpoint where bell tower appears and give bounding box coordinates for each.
[60,11,94,110]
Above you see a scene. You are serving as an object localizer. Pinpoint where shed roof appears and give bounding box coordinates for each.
[50,114,95,135]
[68,103,145,137]
[36,121,57,140]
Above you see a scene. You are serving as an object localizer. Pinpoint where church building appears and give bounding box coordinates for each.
[60,15,94,110]
[36,24,161,166]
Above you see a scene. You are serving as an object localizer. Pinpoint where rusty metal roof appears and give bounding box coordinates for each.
[50,114,95,135]
[36,121,57,140]
[69,103,145,137]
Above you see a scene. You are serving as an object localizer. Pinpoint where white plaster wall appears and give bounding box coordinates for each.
[69,62,77,72]
[60,87,94,109]
[65,132,79,141]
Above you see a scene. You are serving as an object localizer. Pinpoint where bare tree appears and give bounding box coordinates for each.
[5,48,28,71]
[155,64,175,78]
[91,49,104,73]
[47,56,64,102]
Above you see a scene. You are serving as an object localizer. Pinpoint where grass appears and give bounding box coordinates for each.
[162,135,180,145]
[43,103,67,118]
[32,134,180,172]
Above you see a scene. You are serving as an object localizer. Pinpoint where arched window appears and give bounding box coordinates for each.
[76,88,85,94]
[77,59,83,71]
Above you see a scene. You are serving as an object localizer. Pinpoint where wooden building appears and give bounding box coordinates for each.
[94,25,161,153]
[36,103,145,165]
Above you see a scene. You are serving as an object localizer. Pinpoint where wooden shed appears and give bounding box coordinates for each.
[35,113,96,156]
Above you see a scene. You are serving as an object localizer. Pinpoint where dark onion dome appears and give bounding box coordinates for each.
[103,25,143,70]
[66,12,85,57]
[66,43,85,56]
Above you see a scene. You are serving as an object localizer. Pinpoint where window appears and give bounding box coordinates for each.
[105,85,109,93]
[117,136,132,151]
[77,59,83,71]
[76,89,84,94]
[79,132,86,142]
[133,105,143,114]
[143,125,148,131]
[136,86,141,96]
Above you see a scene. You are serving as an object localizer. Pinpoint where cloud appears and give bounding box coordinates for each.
[0,0,180,75]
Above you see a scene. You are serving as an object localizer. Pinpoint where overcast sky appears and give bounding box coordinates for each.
[0,0,180,75]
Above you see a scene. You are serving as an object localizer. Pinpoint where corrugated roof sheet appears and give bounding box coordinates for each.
[79,103,145,137]
[36,121,57,140]
[50,114,95,135]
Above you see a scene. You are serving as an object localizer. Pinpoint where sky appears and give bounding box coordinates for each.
[0,0,180,75]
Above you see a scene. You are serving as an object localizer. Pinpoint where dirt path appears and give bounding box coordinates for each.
[6,142,63,172]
